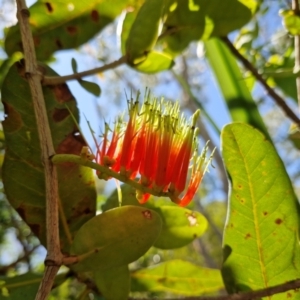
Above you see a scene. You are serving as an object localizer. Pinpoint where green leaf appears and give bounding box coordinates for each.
[132,51,174,74]
[153,206,208,249]
[102,185,207,249]
[119,11,137,55]
[0,272,67,299]
[162,0,256,55]
[0,53,23,90]
[131,259,224,296]
[280,9,300,35]
[221,123,300,298]
[264,48,297,102]
[94,265,130,300]
[71,57,78,73]
[205,38,271,141]
[71,58,101,96]
[126,0,164,64]
[289,123,300,150]
[5,0,129,60]
[78,79,101,97]
[70,205,162,272]
[1,62,96,252]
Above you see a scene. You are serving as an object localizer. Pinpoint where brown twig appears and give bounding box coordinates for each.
[293,0,300,111]
[131,278,300,300]
[220,36,300,126]
[15,0,62,299]
[42,55,128,85]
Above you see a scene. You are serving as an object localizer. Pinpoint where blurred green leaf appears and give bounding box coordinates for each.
[221,123,300,298]
[153,206,207,249]
[78,79,101,97]
[264,48,297,102]
[280,9,300,35]
[5,0,130,60]
[119,11,137,55]
[70,205,162,272]
[94,265,130,300]
[131,259,224,296]
[71,57,78,73]
[71,58,101,96]
[133,51,174,74]
[103,185,206,249]
[0,272,66,300]
[0,53,23,90]
[205,38,271,141]
[162,0,256,55]
[126,0,164,64]
[289,123,300,150]
[1,62,96,252]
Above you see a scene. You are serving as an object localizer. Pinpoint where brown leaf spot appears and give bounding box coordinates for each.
[240,198,245,204]
[2,102,23,133]
[142,210,152,219]
[66,26,78,35]
[275,218,283,225]
[287,292,292,298]
[45,2,53,13]
[56,131,86,155]
[91,10,99,22]
[237,184,242,189]
[245,233,251,239]
[263,211,268,216]
[52,108,69,122]
[48,84,74,103]
[55,39,63,49]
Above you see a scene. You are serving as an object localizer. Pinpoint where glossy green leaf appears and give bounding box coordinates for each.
[162,0,256,55]
[119,11,137,55]
[205,38,271,141]
[1,61,96,252]
[280,9,300,35]
[70,205,162,272]
[221,123,300,298]
[131,259,224,296]
[102,185,207,249]
[5,0,129,60]
[126,0,164,64]
[94,265,130,300]
[153,206,207,249]
[0,272,66,299]
[133,51,174,74]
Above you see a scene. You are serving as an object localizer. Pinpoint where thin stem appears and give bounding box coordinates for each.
[131,278,300,300]
[221,36,300,125]
[15,0,62,299]
[42,55,127,85]
[293,0,300,111]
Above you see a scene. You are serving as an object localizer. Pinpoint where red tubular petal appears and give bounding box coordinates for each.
[178,172,203,207]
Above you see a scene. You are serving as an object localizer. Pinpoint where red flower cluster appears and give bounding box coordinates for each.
[95,93,211,206]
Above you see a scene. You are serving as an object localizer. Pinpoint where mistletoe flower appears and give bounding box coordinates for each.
[95,92,213,206]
